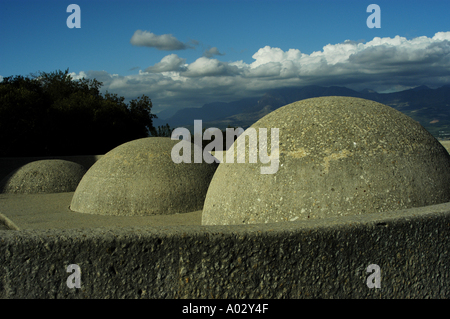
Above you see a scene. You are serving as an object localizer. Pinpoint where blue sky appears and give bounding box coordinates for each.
[1,0,450,116]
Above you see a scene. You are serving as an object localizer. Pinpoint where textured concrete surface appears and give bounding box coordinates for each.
[1,141,450,298]
[0,192,202,230]
[440,140,450,153]
[0,155,102,182]
[0,215,16,230]
[70,137,218,217]
[1,201,449,298]
[0,160,87,194]
[203,96,450,225]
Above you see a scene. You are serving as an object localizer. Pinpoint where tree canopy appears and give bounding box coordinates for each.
[0,69,157,156]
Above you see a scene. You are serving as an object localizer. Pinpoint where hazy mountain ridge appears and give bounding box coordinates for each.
[155,97,260,128]
[154,84,450,138]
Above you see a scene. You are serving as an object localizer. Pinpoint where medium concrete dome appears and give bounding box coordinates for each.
[70,137,219,216]
[0,160,87,194]
[202,96,450,225]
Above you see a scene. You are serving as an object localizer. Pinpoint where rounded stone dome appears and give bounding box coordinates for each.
[70,137,219,216]
[202,96,450,225]
[0,159,87,194]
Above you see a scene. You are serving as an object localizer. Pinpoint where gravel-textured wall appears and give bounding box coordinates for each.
[1,202,449,299]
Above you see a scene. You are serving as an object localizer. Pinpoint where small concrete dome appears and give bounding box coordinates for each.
[70,137,219,216]
[202,96,450,225]
[0,160,87,194]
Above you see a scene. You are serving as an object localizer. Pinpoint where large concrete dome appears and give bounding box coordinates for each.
[0,160,87,194]
[202,96,450,225]
[70,137,219,216]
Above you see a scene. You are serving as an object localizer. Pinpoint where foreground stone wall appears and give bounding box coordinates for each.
[1,202,449,298]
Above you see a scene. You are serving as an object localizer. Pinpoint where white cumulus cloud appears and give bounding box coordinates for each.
[182,57,240,77]
[71,32,450,113]
[145,54,187,73]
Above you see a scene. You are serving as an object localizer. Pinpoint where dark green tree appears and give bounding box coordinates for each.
[150,123,174,138]
[0,69,157,156]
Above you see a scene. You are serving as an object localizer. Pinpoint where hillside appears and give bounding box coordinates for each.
[154,85,450,138]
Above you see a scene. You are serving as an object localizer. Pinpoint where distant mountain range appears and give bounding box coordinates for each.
[153,84,450,138]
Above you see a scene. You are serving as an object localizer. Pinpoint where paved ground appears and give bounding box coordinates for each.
[0,192,202,230]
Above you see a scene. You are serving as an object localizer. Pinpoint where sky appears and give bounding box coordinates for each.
[1,0,450,117]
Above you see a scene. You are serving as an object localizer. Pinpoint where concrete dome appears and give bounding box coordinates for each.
[0,160,87,194]
[202,96,450,225]
[70,137,219,216]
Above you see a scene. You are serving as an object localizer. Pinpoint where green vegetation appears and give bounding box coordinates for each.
[151,123,174,138]
[0,69,157,156]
